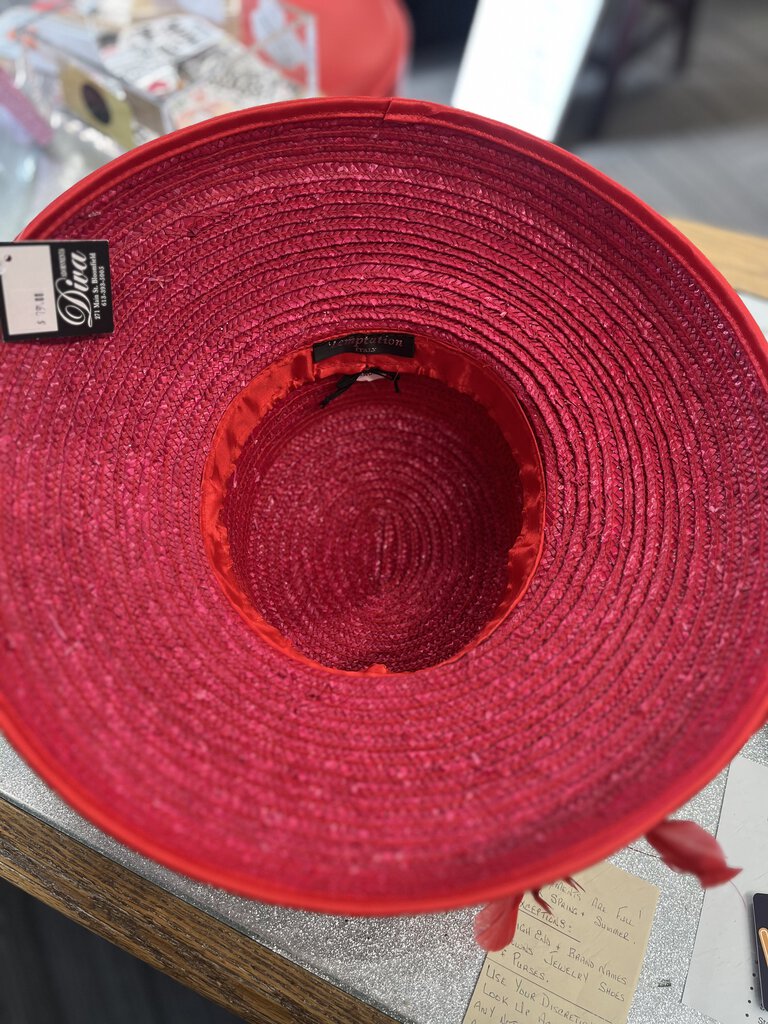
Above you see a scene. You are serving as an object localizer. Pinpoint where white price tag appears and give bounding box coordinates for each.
[0,245,57,336]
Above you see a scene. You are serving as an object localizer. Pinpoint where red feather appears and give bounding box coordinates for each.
[646,819,740,887]
[474,893,523,951]
[532,889,554,915]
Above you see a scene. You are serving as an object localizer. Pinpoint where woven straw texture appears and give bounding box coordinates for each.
[1,98,767,912]
[221,374,527,673]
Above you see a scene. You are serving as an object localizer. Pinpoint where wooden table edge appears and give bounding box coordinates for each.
[670,218,768,299]
[0,795,395,1024]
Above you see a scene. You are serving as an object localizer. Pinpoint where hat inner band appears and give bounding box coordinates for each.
[201,332,545,674]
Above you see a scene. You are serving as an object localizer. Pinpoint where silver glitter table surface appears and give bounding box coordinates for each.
[1,729,767,1024]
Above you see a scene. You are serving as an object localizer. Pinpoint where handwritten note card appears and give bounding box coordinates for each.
[463,862,658,1024]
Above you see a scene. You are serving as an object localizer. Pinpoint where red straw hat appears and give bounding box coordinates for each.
[1,98,767,918]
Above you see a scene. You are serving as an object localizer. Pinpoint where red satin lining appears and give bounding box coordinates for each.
[201,333,546,675]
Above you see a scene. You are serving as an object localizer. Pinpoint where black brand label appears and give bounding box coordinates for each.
[312,331,415,363]
[0,241,114,341]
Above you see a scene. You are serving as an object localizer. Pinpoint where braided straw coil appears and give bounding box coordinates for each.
[1,98,767,913]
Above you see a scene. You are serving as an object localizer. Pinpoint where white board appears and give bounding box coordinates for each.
[452,0,603,140]
[682,755,768,1023]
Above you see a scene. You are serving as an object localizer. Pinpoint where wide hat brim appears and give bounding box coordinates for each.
[1,98,767,914]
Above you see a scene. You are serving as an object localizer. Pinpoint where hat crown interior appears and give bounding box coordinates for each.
[201,331,545,674]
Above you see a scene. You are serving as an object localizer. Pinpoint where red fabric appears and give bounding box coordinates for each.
[241,0,411,96]
[0,99,767,914]
[200,334,545,672]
